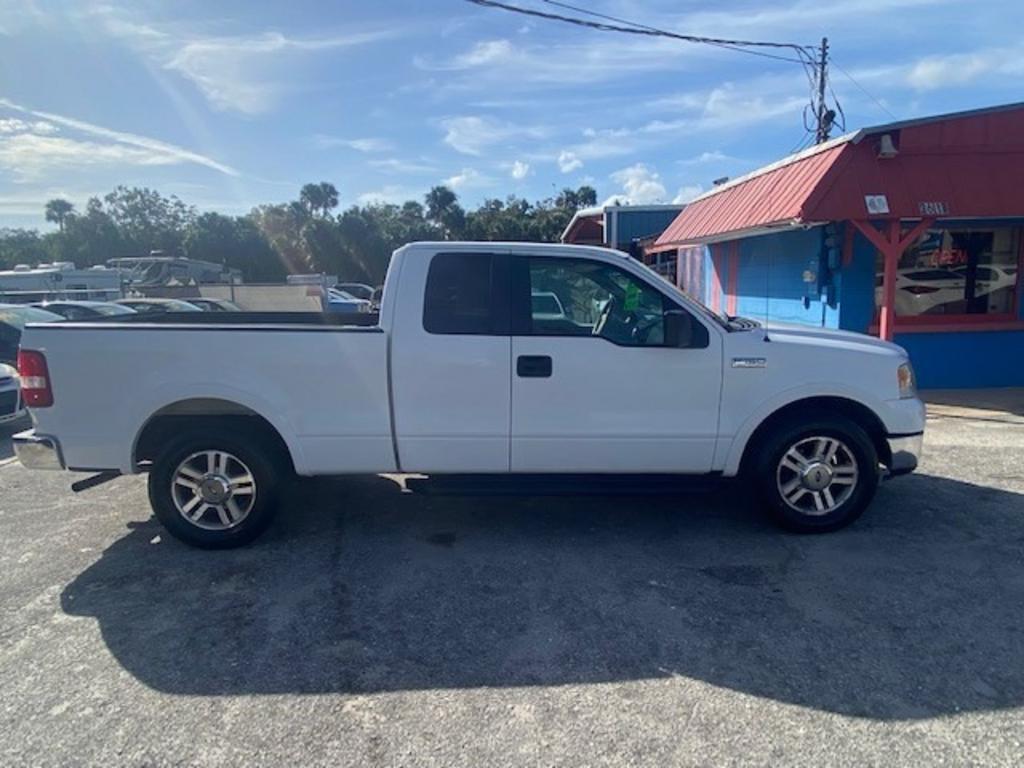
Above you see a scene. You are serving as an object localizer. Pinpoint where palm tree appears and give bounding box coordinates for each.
[425,185,465,238]
[299,182,339,218]
[44,198,74,232]
[317,182,338,217]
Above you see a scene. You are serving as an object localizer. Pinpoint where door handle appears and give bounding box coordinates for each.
[517,355,552,378]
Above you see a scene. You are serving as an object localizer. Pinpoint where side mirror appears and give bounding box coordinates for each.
[664,309,692,348]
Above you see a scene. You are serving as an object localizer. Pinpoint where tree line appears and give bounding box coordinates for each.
[0,182,599,285]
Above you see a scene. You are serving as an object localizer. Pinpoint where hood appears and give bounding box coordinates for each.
[761,321,907,357]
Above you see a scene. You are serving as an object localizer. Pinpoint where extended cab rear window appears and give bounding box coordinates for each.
[423,252,506,335]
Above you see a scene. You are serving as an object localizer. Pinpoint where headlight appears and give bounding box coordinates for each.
[897,362,916,399]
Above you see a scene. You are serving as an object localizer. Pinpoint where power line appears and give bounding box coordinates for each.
[465,0,843,144]
[536,0,814,65]
[831,60,898,120]
[465,0,813,55]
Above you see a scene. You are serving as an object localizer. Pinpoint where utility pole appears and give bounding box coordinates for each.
[815,37,833,144]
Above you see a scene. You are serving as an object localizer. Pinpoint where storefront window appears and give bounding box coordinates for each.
[875,227,1020,318]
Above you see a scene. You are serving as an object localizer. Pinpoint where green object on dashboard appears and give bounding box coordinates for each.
[624,283,640,311]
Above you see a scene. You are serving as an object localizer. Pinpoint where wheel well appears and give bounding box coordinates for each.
[739,396,891,474]
[133,398,295,472]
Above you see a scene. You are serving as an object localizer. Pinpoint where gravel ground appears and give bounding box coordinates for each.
[1,396,1023,767]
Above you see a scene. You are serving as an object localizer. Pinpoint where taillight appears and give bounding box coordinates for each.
[17,349,53,408]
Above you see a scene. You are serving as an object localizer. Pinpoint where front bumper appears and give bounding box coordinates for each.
[12,430,65,470]
[886,432,923,476]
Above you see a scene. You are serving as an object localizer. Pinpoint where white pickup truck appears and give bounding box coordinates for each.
[13,242,924,548]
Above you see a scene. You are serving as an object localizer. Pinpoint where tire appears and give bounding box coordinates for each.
[147,429,281,549]
[752,414,879,533]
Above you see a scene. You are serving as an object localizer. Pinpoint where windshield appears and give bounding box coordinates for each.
[0,306,63,329]
[95,304,136,316]
[168,300,202,312]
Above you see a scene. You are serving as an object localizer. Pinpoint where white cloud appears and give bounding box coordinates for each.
[610,164,668,205]
[510,160,529,180]
[905,45,1024,90]
[313,135,394,152]
[368,158,436,174]
[0,134,182,181]
[90,6,399,114]
[451,39,515,67]
[0,98,237,177]
[557,150,583,173]
[440,115,544,156]
[356,186,423,205]
[0,118,57,135]
[166,32,394,113]
[417,34,704,89]
[673,185,704,204]
[444,167,489,189]
[685,150,730,164]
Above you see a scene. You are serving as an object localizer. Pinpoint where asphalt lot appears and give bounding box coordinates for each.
[2,397,1024,767]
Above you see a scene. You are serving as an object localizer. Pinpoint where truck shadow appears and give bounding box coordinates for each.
[61,473,1024,720]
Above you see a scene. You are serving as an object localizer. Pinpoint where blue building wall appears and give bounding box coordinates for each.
[676,222,1024,389]
[836,223,877,335]
[894,330,1024,388]
[683,228,838,328]
[733,228,839,328]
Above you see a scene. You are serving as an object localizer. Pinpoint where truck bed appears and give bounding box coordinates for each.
[83,311,381,327]
[20,317,395,475]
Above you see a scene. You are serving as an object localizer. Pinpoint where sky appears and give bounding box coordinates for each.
[1,0,1022,230]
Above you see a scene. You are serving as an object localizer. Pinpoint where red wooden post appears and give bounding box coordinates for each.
[878,219,901,341]
[850,218,934,342]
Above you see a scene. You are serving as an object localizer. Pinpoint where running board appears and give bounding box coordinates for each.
[71,470,121,493]
[403,473,724,497]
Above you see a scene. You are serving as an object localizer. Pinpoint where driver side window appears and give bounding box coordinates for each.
[522,257,684,347]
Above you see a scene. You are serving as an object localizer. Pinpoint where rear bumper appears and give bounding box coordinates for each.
[12,430,65,470]
[886,432,923,476]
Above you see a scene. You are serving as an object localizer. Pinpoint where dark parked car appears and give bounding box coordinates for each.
[0,304,63,364]
[186,298,242,312]
[336,282,375,302]
[114,298,203,314]
[32,300,137,321]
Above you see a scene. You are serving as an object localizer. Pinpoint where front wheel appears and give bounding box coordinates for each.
[148,431,281,548]
[753,416,879,533]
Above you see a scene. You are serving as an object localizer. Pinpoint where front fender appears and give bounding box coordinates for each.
[715,382,894,476]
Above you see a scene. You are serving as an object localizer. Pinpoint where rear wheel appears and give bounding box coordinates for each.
[148,431,281,548]
[753,415,879,533]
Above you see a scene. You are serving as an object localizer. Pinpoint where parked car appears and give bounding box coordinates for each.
[875,268,965,315]
[335,282,375,302]
[32,300,137,320]
[325,289,372,314]
[13,242,924,549]
[186,298,242,312]
[0,304,62,424]
[0,362,24,425]
[115,298,203,314]
[949,264,1019,313]
[0,304,63,363]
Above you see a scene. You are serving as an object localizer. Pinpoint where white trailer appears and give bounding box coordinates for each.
[0,263,122,303]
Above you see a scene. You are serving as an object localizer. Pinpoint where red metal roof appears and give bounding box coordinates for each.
[654,102,1024,249]
[562,212,604,245]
